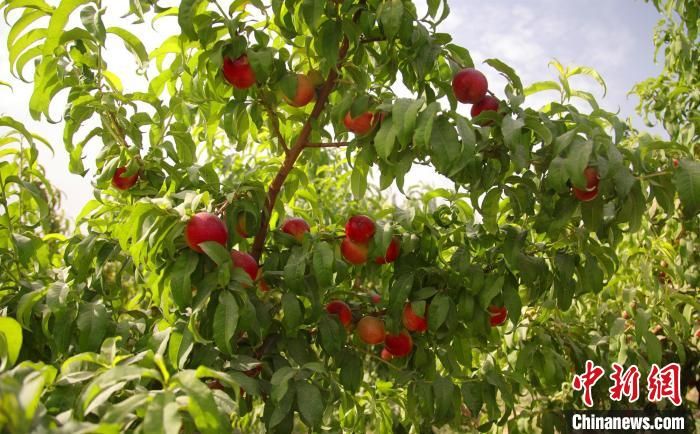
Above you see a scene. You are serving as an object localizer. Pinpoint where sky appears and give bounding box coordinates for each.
[0,0,663,219]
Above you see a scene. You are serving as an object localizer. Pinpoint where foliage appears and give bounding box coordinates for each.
[0,0,698,433]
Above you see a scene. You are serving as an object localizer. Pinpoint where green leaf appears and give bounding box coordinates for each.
[566,140,593,188]
[388,273,414,318]
[178,0,204,40]
[0,316,23,368]
[107,27,149,69]
[379,0,404,40]
[213,291,239,355]
[80,5,105,44]
[433,376,455,423]
[143,392,181,434]
[427,294,450,331]
[199,241,231,267]
[429,117,461,176]
[481,188,501,234]
[567,65,607,96]
[339,354,362,392]
[296,381,324,427]
[524,81,560,96]
[413,102,441,150]
[461,382,483,416]
[77,301,108,351]
[312,241,334,288]
[173,371,227,434]
[374,116,396,160]
[283,247,306,292]
[170,251,199,309]
[644,331,662,364]
[281,293,303,335]
[673,160,700,216]
[392,98,424,148]
[484,58,523,94]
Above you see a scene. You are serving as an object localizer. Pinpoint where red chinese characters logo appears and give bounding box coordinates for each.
[573,361,682,406]
[572,360,606,407]
[647,363,682,406]
[608,363,641,402]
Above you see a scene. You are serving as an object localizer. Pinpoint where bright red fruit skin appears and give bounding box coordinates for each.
[341,237,369,265]
[452,68,488,104]
[572,166,600,202]
[222,55,256,89]
[356,316,385,344]
[384,331,413,357]
[231,250,258,281]
[344,111,375,135]
[402,303,428,332]
[370,293,381,304]
[281,217,310,242]
[285,74,315,107]
[112,167,139,190]
[185,212,229,253]
[326,300,352,327]
[488,305,508,327]
[345,215,375,243]
[380,348,393,360]
[375,237,400,264]
[470,95,500,119]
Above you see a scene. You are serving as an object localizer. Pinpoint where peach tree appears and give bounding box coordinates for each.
[0,0,698,432]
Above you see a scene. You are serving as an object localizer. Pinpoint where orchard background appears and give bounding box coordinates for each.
[0,0,698,433]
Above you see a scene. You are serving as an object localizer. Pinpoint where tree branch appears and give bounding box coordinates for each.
[250,6,362,261]
[305,141,349,148]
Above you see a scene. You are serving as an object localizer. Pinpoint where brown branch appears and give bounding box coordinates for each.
[250,6,363,262]
[305,141,349,148]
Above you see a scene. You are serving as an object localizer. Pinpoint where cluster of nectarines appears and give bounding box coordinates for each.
[341,215,400,265]
[451,68,499,121]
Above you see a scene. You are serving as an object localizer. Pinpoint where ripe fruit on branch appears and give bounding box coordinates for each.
[571,166,600,202]
[380,348,393,361]
[402,303,428,333]
[281,217,310,242]
[488,305,508,327]
[673,159,679,168]
[356,316,385,344]
[452,68,488,104]
[222,55,256,89]
[231,249,258,282]
[341,237,369,264]
[375,237,400,264]
[326,300,352,327]
[384,331,413,357]
[344,111,375,136]
[470,95,500,119]
[345,215,375,243]
[112,167,139,190]
[283,74,315,107]
[370,292,381,304]
[185,212,229,253]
